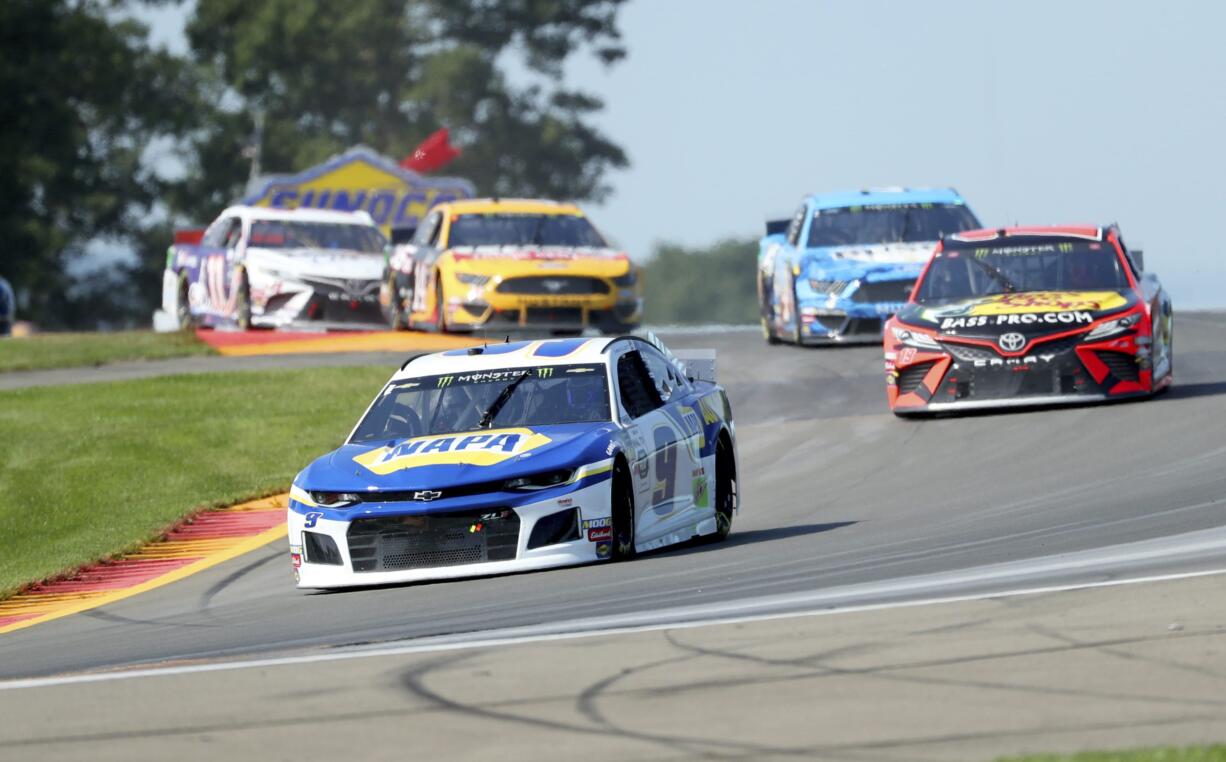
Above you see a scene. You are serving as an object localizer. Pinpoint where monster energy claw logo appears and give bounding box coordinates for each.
[437,376,454,387]
[1058,243,1074,252]
[537,367,553,378]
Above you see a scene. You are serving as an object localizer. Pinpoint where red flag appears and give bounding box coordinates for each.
[401,128,461,173]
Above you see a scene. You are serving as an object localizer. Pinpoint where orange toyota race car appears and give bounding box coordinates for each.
[884,224,1173,415]
[381,198,642,335]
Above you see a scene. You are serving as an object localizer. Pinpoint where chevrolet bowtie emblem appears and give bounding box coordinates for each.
[412,489,443,501]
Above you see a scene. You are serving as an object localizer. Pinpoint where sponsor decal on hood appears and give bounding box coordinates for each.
[920,291,1128,330]
[449,246,627,262]
[353,427,553,475]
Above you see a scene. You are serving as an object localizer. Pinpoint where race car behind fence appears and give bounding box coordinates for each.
[884,224,1173,414]
[162,206,389,330]
[287,335,737,589]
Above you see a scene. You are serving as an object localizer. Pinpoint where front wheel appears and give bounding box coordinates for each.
[386,272,407,331]
[176,273,196,330]
[432,278,447,333]
[611,464,636,560]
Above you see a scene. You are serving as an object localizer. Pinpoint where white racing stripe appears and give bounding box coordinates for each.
[4,523,1226,692]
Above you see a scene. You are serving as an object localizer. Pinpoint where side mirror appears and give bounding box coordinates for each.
[1131,249,1144,271]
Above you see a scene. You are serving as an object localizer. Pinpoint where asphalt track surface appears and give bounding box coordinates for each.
[2,313,1225,681]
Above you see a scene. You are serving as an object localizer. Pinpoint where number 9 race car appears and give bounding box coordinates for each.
[287,335,738,588]
[884,224,1173,414]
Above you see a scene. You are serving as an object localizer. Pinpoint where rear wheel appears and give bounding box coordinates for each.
[176,273,195,330]
[234,270,252,330]
[611,464,636,560]
[760,274,781,345]
[711,435,736,542]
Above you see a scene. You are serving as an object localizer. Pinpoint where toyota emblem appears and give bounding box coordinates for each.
[412,490,443,501]
[998,332,1026,352]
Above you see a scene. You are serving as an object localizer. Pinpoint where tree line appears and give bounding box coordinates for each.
[2,0,629,329]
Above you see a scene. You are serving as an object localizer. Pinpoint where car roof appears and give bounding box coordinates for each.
[392,337,620,380]
[947,225,1104,244]
[805,187,967,211]
[219,205,378,226]
[435,198,585,217]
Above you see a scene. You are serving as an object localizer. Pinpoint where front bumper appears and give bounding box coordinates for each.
[287,477,614,589]
[252,276,384,328]
[796,278,914,344]
[887,332,1154,413]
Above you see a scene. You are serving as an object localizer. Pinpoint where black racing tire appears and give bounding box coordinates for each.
[710,434,736,542]
[432,277,447,333]
[789,278,804,345]
[234,270,252,330]
[386,272,407,331]
[760,274,781,345]
[176,273,196,330]
[611,463,636,561]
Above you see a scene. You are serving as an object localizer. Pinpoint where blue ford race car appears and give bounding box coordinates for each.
[758,187,981,345]
[288,335,738,589]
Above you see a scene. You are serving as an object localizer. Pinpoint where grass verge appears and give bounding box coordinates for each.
[0,366,391,596]
[0,330,213,373]
[997,746,1226,761]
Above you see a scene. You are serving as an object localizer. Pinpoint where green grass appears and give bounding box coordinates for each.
[0,366,392,596]
[0,330,213,373]
[997,746,1226,762]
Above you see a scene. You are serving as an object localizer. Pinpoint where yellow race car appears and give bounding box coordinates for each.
[381,198,642,334]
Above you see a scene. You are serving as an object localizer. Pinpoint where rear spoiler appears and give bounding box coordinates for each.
[173,228,204,245]
[674,349,717,383]
[390,225,417,245]
[764,219,789,237]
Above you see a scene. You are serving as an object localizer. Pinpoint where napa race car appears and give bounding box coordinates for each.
[381,198,642,335]
[759,187,980,345]
[162,206,388,329]
[287,334,737,588]
[885,224,1173,414]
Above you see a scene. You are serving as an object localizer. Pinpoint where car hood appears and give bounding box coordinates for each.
[246,248,384,281]
[445,246,632,276]
[898,289,1138,342]
[800,241,935,280]
[298,421,619,492]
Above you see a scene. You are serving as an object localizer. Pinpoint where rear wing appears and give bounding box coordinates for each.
[765,218,789,237]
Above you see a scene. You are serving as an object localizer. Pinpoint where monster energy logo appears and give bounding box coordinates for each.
[536,367,554,378]
[975,248,990,259]
[1058,242,1074,253]
[437,376,454,387]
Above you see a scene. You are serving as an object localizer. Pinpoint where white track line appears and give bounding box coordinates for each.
[3,564,1225,692]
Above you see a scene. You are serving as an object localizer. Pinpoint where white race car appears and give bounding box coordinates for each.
[287,335,739,589]
[162,206,387,330]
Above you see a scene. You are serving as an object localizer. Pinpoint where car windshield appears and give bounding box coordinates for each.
[248,220,386,253]
[806,203,980,247]
[447,214,608,248]
[350,364,611,443]
[915,239,1131,303]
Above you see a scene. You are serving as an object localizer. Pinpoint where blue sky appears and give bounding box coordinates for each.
[143,1,1226,307]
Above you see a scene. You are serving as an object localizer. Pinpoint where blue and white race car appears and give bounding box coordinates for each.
[287,335,738,589]
[758,187,981,345]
